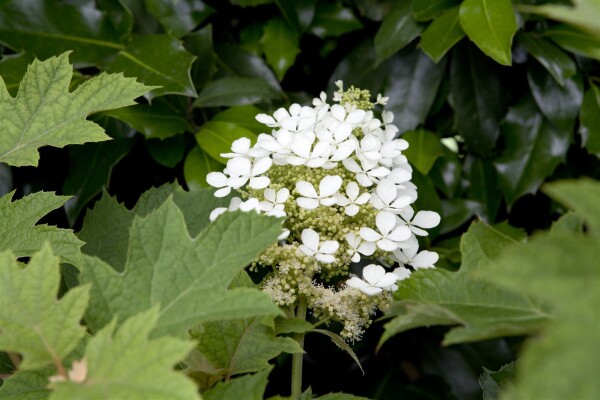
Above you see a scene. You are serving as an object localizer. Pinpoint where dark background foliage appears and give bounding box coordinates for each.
[0,0,598,398]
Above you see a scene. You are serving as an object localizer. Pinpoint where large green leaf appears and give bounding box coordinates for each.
[449,44,504,156]
[494,97,571,205]
[518,0,600,40]
[184,147,223,190]
[194,77,280,107]
[0,53,151,167]
[50,309,199,400]
[543,179,600,237]
[215,43,281,90]
[374,1,422,65]
[379,221,551,348]
[463,156,501,222]
[260,17,300,81]
[309,3,363,38]
[0,191,83,265]
[420,6,465,63]
[195,121,258,164]
[517,32,576,86]
[145,0,214,38]
[203,367,272,400]
[527,62,583,131]
[80,198,283,337]
[544,24,600,61]
[411,0,459,21]
[0,245,90,370]
[0,366,53,400]
[580,83,600,156]
[402,129,444,174]
[385,50,446,133]
[184,25,217,90]
[0,52,33,96]
[459,0,517,65]
[213,105,266,134]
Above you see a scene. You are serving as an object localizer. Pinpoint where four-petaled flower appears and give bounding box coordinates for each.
[360,211,412,251]
[342,157,390,187]
[334,182,370,216]
[260,188,290,217]
[299,228,339,264]
[296,175,342,210]
[345,232,375,262]
[397,206,441,236]
[370,179,413,213]
[346,264,398,296]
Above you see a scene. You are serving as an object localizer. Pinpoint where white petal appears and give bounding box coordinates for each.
[376,180,397,205]
[228,176,248,189]
[362,264,385,285]
[231,137,251,153]
[260,201,274,212]
[412,211,441,229]
[292,134,313,158]
[356,173,374,187]
[346,181,359,200]
[274,108,291,122]
[320,175,343,197]
[289,103,301,116]
[296,181,318,198]
[334,123,352,141]
[388,225,412,242]
[206,172,228,188]
[345,204,359,216]
[251,157,273,176]
[276,188,290,203]
[399,206,415,222]
[369,167,391,178]
[301,228,320,252]
[351,252,361,263]
[249,176,270,189]
[280,118,297,131]
[335,193,351,207]
[359,227,382,242]
[320,197,338,207]
[316,254,336,263]
[299,244,315,256]
[346,232,360,247]
[359,286,384,296]
[392,267,412,281]
[377,272,399,288]
[390,195,412,210]
[376,211,397,236]
[342,158,362,173]
[410,226,429,236]
[346,109,366,124]
[377,238,399,252]
[330,142,356,161]
[209,207,227,221]
[357,241,376,256]
[355,193,371,205]
[319,240,339,254]
[240,198,260,212]
[346,276,369,289]
[296,197,320,210]
[411,251,439,268]
[331,104,346,122]
[263,188,276,203]
[278,229,290,241]
[256,114,277,126]
[214,187,232,197]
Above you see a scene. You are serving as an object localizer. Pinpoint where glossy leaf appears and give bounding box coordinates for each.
[108,34,197,98]
[0,52,33,96]
[213,105,266,134]
[309,3,363,38]
[463,155,501,222]
[517,32,576,86]
[429,145,462,198]
[412,0,459,21]
[527,62,583,131]
[145,0,214,38]
[374,1,422,65]
[195,121,258,164]
[402,130,444,174]
[203,367,272,400]
[439,199,477,234]
[580,83,600,155]
[494,97,571,205]
[545,25,600,61]
[145,135,187,168]
[260,18,300,81]
[184,25,217,90]
[518,0,600,39]
[449,44,504,156]
[103,101,190,139]
[184,147,222,190]
[420,6,465,63]
[385,50,446,133]
[194,77,280,107]
[215,43,281,90]
[544,179,600,237]
[275,0,316,33]
[459,0,517,65]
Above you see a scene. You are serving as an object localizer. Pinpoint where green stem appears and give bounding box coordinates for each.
[291,296,308,399]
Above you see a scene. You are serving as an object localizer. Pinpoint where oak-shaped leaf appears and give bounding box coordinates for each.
[0,245,90,370]
[50,308,200,400]
[80,197,283,338]
[0,52,152,167]
[0,191,84,265]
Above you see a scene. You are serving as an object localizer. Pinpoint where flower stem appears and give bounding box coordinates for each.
[291,295,308,399]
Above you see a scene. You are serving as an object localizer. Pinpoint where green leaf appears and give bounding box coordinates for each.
[374,1,422,65]
[203,367,272,400]
[379,221,551,348]
[50,308,199,400]
[429,146,462,198]
[309,3,363,38]
[310,329,363,374]
[527,62,583,131]
[463,156,501,222]
[273,317,314,335]
[195,121,258,164]
[215,43,281,91]
[0,52,33,96]
[145,135,187,168]
[420,6,465,63]
[580,83,600,156]
[0,53,152,167]
[402,130,444,174]
[544,24,600,61]
[517,32,576,87]
[479,362,516,400]
[260,18,300,81]
[107,34,197,98]
[518,0,600,40]
[194,77,280,107]
[189,318,301,378]
[184,25,217,90]
[494,97,571,205]
[386,50,446,133]
[63,139,133,226]
[80,198,283,337]
[543,179,600,237]
[275,0,316,33]
[184,147,223,190]
[459,0,517,65]
[449,44,505,156]
[145,0,214,38]
[0,191,83,265]
[0,366,53,400]
[412,0,459,21]
[0,245,90,370]
[213,105,266,134]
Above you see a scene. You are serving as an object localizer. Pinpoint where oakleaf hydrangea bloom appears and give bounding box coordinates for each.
[207,82,440,341]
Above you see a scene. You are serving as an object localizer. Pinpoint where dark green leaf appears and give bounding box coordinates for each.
[194,77,280,107]
[402,130,444,174]
[420,6,465,63]
[412,0,459,21]
[517,1,600,39]
[545,24,600,61]
[260,18,300,81]
[184,25,217,90]
[215,43,281,90]
[479,362,516,400]
[494,97,571,205]
[517,32,576,86]
[275,0,316,33]
[429,145,462,198]
[145,135,187,168]
[213,105,266,134]
[386,50,446,133]
[459,0,517,65]
[195,121,258,163]
[203,367,272,400]
[374,1,422,65]
[580,83,600,155]
[328,41,388,95]
[145,0,214,38]
[0,52,33,96]
[449,44,505,156]
[108,34,197,98]
[311,329,364,374]
[527,62,583,131]
[309,3,363,38]
[230,0,273,6]
[273,317,314,335]
[184,147,222,190]
[463,155,501,222]
[439,199,477,234]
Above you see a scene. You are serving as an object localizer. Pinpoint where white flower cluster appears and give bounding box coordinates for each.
[206,82,441,340]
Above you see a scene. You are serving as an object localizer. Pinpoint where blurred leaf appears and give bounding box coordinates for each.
[550,211,585,234]
[311,329,364,374]
[316,394,370,400]
[63,139,133,225]
[145,0,214,38]
[517,32,576,86]
[184,147,222,189]
[194,77,280,107]
[494,97,571,206]
[580,83,600,155]
[216,43,281,90]
[544,24,600,61]
[429,146,462,198]
[0,52,33,96]
[402,129,444,174]
[146,135,186,168]
[385,50,446,133]
[230,0,273,6]
[464,155,501,222]
[412,0,459,21]
[459,0,517,65]
[0,245,89,371]
[275,0,316,33]
[439,199,477,234]
[544,178,600,237]
[260,18,300,81]
[213,105,266,134]
[328,40,388,95]
[420,6,465,63]
[479,362,516,400]
[273,316,314,335]
[518,0,600,40]
[0,366,53,400]
[203,367,272,400]
[240,23,264,54]
[195,121,258,164]
[460,221,517,272]
[449,44,504,156]
[527,62,583,131]
[108,34,197,98]
[184,25,217,90]
[374,1,422,65]
[309,3,363,38]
